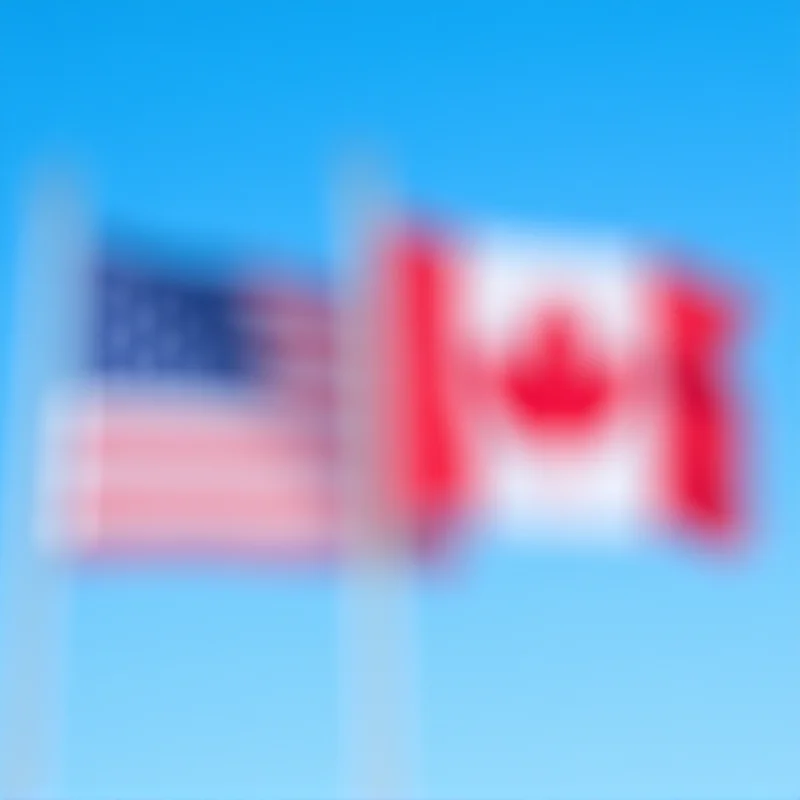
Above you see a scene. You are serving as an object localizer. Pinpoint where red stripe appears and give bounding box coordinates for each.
[73,484,338,529]
[84,415,337,464]
[60,400,339,555]
[658,268,745,548]
[377,228,464,550]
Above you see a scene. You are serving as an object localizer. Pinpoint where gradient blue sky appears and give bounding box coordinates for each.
[0,2,798,799]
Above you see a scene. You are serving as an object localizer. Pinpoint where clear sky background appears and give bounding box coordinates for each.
[0,2,798,799]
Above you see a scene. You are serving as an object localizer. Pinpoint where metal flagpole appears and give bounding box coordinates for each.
[334,155,418,800]
[0,169,91,800]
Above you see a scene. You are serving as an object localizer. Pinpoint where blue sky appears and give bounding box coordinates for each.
[0,2,798,798]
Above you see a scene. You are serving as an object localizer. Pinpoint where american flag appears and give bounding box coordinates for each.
[45,246,341,562]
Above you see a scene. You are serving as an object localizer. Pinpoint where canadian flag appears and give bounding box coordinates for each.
[375,224,744,550]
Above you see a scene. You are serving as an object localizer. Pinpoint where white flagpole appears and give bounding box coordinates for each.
[0,170,91,799]
[335,155,418,800]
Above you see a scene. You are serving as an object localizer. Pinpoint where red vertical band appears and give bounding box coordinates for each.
[376,227,463,551]
[660,269,745,548]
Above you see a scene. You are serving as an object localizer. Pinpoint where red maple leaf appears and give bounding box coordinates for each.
[501,306,617,437]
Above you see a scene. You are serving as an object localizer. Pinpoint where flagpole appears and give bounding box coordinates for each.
[335,154,418,800]
[0,170,90,799]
